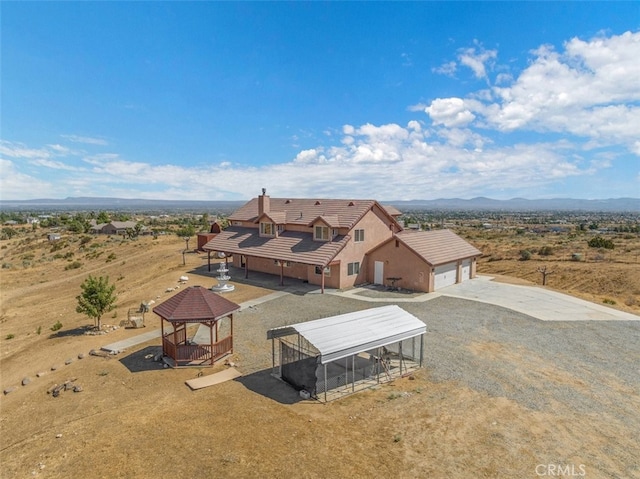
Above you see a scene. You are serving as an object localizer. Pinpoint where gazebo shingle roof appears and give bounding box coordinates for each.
[153,286,240,322]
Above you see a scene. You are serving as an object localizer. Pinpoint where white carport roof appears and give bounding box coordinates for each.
[267,305,426,364]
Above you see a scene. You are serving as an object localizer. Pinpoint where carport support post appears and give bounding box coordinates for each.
[419,334,424,367]
[324,364,328,402]
[271,338,275,375]
[352,356,355,392]
[207,251,211,272]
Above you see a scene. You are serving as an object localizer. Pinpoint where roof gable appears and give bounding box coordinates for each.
[255,211,287,225]
[308,215,340,228]
[393,230,481,266]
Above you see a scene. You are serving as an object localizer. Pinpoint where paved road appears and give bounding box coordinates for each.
[438,276,640,321]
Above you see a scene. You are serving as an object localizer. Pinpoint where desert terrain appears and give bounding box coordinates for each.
[1,229,639,478]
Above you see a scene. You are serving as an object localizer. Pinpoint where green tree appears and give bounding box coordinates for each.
[97,211,110,223]
[1,227,18,240]
[76,275,117,330]
[588,236,614,250]
[176,224,196,265]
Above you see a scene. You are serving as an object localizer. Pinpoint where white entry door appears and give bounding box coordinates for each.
[374,261,384,285]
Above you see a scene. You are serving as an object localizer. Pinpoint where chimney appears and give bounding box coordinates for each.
[258,188,270,216]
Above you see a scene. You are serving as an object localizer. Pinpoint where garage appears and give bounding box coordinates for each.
[461,259,472,281]
[434,262,458,289]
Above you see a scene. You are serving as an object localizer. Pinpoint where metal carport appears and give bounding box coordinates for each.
[267,305,426,401]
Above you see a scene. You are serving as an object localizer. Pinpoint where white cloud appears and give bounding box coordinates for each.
[426,31,640,157]
[0,140,51,159]
[0,159,53,200]
[432,61,457,77]
[425,98,476,127]
[458,42,497,80]
[61,134,108,146]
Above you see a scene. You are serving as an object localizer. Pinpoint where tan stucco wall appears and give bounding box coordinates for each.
[366,240,433,292]
[332,206,397,289]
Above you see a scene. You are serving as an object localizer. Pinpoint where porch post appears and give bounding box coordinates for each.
[160,317,165,355]
[321,266,325,294]
[245,257,249,279]
[207,250,211,272]
[210,321,215,365]
[280,262,284,286]
[230,314,234,353]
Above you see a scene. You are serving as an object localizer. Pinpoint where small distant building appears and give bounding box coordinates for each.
[197,221,223,251]
[47,233,61,242]
[90,221,139,235]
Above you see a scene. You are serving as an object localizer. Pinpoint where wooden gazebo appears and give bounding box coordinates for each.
[153,286,240,367]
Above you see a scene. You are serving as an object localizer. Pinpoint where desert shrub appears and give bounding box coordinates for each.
[538,246,554,256]
[624,297,637,307]
[106,253,117,262]
[50,321,63,332]
[5,333,15,340]
[36,326,42,335]
[519,250,532,261]
[65,261,82,270]
[588,236,614,249]
[50,241,67,252]
[2,263,12,269]
[602,298,616,305]
[80,236,93,246]
[22,253,35,261]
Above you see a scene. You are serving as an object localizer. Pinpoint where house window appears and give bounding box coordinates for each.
[347,262,360,276]
[260,222,274,236]
[315,265,331,276]
[354,229,365,242]
[314,225,329,241]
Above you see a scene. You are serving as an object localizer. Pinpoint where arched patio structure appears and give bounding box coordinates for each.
[153,286,240,367]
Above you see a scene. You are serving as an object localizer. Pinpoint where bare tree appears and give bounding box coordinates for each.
[537,266,555,286]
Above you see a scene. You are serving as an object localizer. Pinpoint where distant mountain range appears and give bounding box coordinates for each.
[1,196,638,212]
[388,197,640,212]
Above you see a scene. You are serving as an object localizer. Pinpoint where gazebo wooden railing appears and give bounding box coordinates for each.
[162,334,233,365]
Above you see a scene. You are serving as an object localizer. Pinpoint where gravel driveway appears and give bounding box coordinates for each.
[232,289,640,438]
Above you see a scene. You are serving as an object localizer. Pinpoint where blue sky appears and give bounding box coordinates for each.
[1,2,639,201]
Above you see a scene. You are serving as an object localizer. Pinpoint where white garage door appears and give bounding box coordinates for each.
[434,263,457,290]
[461,259,471,281]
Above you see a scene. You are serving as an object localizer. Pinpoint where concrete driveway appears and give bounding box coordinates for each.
[439,276,640,321]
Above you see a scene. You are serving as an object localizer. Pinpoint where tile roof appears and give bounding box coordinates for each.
[203,226,350,266]
[153,286,240,322]
[394,229,482,266]
[229,197,399,230]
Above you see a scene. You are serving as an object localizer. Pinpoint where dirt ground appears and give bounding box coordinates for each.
[1,233,638,478]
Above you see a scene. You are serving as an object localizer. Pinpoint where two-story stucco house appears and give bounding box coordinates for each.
[204,189,481,293]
